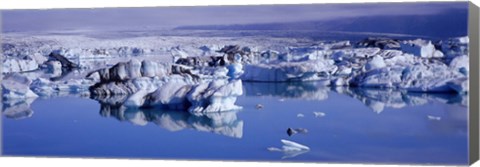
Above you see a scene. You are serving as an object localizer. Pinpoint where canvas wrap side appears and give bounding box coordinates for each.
[468,1,480,165]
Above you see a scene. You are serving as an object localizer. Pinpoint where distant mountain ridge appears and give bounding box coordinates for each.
[175,9,467,39]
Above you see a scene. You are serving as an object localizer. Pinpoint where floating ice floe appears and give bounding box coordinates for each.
[297,113,305,118]
[267,139,310,159]
[313,112,326,117]
[427,115,442,121]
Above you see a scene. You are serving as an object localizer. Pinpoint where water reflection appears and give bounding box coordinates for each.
[3,82,467,120]
[243,81,329,101]
[336,87,467,113]
[2,82,467,137]
[96,96,244,138]
[1,82,468,164]
[2,97,36,119]
[243,82,467,113]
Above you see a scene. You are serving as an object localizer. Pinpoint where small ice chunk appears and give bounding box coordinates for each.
[297,113,305,118]
[313,112,326,117]
[280,139,310,151]
[267,139,310,159]
[267,147,282,152]
[427,115,441,121]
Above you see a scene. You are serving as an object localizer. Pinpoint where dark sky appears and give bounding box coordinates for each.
[1,2,468,32]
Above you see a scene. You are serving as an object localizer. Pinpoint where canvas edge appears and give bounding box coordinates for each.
[0,9,4,157]
[469,1,480,165]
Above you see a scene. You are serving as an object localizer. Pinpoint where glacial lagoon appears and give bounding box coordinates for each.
[2,82,468,165]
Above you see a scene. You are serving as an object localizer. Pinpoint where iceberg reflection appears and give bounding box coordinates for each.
[96,96,244,138]
[2,97,36,119]
[243,82,467,113]
[243,81,330,101]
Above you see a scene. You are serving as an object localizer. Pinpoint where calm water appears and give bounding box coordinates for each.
[2,82,468,165]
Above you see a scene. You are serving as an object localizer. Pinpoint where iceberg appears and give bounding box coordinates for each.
[2,73,38,99]
[400,39,442,58]
[3,57,39,73]
[88,59,171,96]
[135,78,244,113]
[2,34,470,107]
[30,78,93,98]
[351,61,467,93]
[242,60,337,82]
[89,57,245,113]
